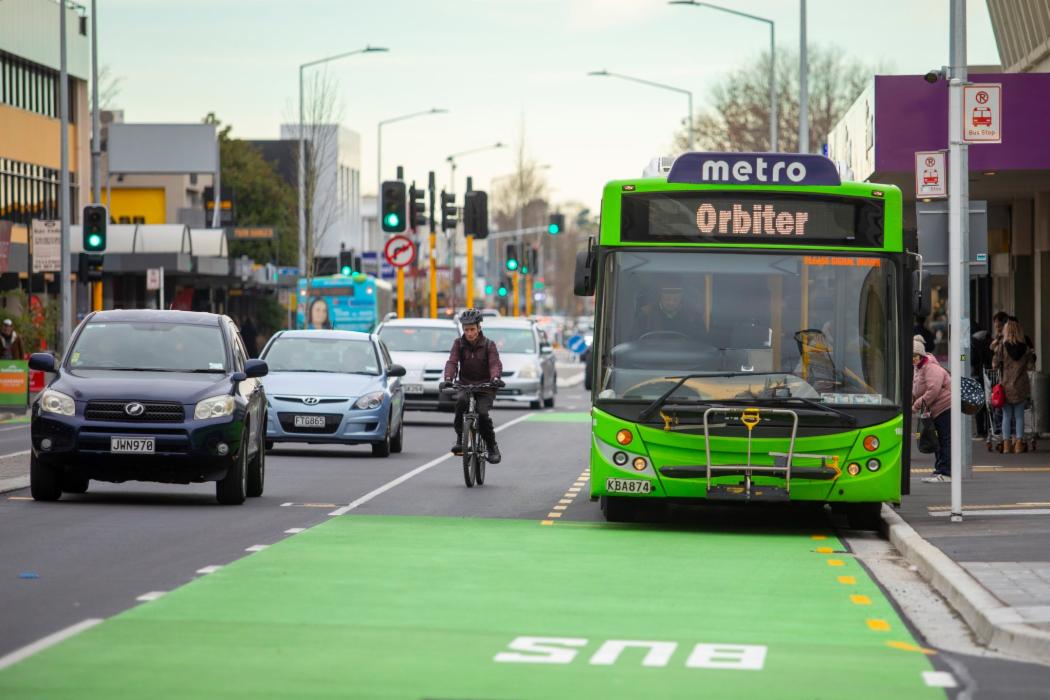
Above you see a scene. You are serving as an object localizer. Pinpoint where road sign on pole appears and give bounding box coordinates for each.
[962,83,1001,144]
[146,268,162,291]
[31,220,62,273]
[915,151,947,199]
[566,335,588,355]
[383,235,416,268]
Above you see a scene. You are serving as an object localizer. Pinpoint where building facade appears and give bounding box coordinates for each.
[0,0,90,291]
[986,0,1050,72]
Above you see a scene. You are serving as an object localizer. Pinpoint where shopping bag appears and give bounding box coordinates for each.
[991,383,1006,409]
[917,413,939,453]
[960,376,983,415]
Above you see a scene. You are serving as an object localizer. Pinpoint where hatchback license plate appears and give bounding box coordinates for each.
[294,415,326,428]
[403,384,424,395]
[606,478,652,494]
[111,437,155,454]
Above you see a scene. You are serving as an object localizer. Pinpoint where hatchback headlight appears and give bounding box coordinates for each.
[40,389,75,416]
[354,392,385,410]
[517,363,537,379]
[194,395,235,420]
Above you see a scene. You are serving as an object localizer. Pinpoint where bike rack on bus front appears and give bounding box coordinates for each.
[702,406,799,503]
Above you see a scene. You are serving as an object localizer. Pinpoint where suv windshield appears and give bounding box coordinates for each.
[484,328,536,354]
[596,250,899,407]
[262,337,380,374]
[70,322,227,372]
[379,326,458,352]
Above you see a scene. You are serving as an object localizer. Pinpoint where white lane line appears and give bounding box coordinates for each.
[284,527,306,534]
[0,424,29,433]
[922,671,957,688]
[328,412,535,516]
[245,544,269,552]
[0,618,103,670]
[280,502,293,507]
[929,508,1050,517]
[196,565,222,575]
[0,449,30,460]
[136,591,166,602]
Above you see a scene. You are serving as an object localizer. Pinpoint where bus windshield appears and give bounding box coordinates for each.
[595,250,899,408]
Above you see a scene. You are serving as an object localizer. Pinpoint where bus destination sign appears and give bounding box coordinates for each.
[666,153,842,187]
[620,192,884,247]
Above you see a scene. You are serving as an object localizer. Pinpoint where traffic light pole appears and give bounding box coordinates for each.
[525,273,533,317]
[428,172,437,319]
[465,235,474,309]
[397,267,405,319]
[512,272,520,318]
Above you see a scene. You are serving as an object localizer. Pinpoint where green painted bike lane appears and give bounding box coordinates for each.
[0,515,944,699]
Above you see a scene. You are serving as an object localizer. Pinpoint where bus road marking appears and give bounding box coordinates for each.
[494,636,767,670]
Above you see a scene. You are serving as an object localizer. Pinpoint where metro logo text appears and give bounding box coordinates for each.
[666,152,842,187]
[696,203,810,236]
[700,157,807,184]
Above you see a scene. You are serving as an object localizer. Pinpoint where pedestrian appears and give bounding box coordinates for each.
[912,338,952,483]
[0,319,24,360]
[992,319,1036,454]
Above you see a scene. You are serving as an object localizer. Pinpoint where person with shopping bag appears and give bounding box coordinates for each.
[912,338,952,483]
[992,319,1036,454]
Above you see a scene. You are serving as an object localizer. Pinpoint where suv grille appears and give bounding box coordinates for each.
[84,400,185,423]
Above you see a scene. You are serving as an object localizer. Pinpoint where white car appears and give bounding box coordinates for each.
[483,319,557,409]
[376,318,460,412]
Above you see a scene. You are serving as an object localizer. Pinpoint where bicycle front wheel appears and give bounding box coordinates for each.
[462,419,476,488]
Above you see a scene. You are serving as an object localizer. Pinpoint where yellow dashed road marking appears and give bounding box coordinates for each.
[886,641,936,655]
[540,520,554,526]
[827,559,845,567]
[850,594,872,605]
[815,546,834,554]
[867,619,891,632]
[811,534,828,540]
[837,576,857,585]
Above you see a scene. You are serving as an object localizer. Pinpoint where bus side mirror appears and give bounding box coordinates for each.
[574,250,595,297]
[912,270,931,317]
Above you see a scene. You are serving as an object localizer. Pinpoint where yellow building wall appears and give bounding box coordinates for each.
[102,188,167,224]
[0,103,79,172]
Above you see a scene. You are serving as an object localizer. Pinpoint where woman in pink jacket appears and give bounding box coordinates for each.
[912,338,952,482]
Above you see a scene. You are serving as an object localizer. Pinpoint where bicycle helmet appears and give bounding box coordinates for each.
[459,308,484,326]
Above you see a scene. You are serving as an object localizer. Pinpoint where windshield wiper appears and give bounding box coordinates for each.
[637,371,796,423]
[752,396,857,426]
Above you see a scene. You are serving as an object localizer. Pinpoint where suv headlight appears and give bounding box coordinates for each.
[194,395,235,420]
[40,389,75,416]
[518,363,537,379]
[354,392,385,410]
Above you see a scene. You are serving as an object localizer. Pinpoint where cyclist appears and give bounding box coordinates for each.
[439,308,504,463]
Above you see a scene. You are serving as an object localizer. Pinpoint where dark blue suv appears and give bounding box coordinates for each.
[29,310,268,505]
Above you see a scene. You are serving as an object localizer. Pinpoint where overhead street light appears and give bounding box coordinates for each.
[377,107,448,210]
[669,0,777,152]
[446,142,506,194]
[298,45,388,277]
[588,69,695,151]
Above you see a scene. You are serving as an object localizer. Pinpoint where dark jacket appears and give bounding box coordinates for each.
[444,333,503,386]
[993,340,1035,404]
[0,330,24,360]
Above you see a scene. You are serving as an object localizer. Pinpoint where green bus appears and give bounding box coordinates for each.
[575,152,923,529]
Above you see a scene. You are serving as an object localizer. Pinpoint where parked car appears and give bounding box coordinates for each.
[28,310,268,505]
[259,330,406,457]
[483,319,557,409]
[375,318,460,412]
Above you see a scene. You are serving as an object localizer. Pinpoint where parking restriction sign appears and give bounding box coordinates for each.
[962,83,1001,144]
[914,151,946,199]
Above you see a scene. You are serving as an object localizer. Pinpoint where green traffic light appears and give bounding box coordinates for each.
[520,266,528,275]
[484,284,493,295]
[497,287,507,297]
[506,259,518,271]
[547,224,560,235]
[340,265,352,276]
[87,233,103,249]
[384,212,401,229]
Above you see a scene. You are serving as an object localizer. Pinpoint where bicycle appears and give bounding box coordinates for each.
[448,381,498,488]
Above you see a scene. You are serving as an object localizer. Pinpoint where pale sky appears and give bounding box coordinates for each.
[98,0,1000,207]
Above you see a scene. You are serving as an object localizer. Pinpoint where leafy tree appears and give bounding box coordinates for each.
[203,113,297,265]
[674,45,874,153]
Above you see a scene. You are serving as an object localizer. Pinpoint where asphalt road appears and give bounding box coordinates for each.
[2,387,1049,698]
[0,422,29,456]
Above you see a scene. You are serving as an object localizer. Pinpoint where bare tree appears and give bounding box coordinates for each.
[492,121,549,233]
[293,69,345,280]
[673,45,874,153]
[93,65,123,112]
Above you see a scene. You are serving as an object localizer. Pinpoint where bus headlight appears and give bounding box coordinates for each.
[612,451,628,466]
[866,459,881,472]
[632,457,647,471]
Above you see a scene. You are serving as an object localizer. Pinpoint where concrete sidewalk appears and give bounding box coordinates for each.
[0,449,29,494]
[886,438,1050,663]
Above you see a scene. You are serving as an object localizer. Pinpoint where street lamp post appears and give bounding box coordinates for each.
[377,108,448,217]
[446,142,506,195]
[670,0,777,152]
[588,70,694,151]
[298,46,387,278]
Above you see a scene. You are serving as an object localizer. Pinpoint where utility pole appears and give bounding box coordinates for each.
[90,0,103,313]
[948,0,970,521]
[59,1,71,350]
[465,176,474,309]
[798,0,809,153]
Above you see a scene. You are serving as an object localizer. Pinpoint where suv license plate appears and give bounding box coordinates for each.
[606,478,652,494]
[294,415,327,428]
[111,437,155,454]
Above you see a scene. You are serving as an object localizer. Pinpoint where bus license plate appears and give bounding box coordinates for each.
[294,415,326,428]
[403,384,424,395]
[606,478,651,494]
[111,437,155,454]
